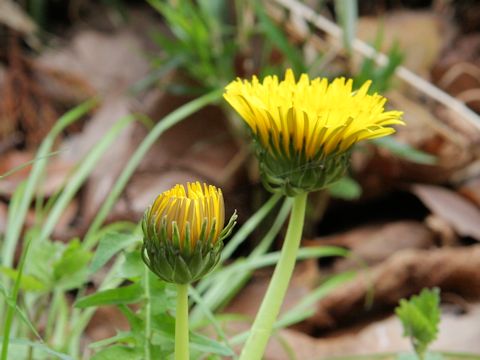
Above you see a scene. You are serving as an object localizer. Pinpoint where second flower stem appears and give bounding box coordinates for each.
[239,192,308,360]
[175,284,190,360]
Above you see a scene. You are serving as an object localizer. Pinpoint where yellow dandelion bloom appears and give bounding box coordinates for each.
[224,69,404,195]
[142,182,236,284]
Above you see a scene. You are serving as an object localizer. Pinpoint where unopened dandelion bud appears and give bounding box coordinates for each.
[141,182,237,284]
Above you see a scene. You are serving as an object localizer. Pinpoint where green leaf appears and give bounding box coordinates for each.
[190,332,234,357]
[90,232,140,273]
[117,304,144,335]
[0,337,74,360]
[119,250,144,279]
[373,137,437,165]
[91,345,143,360]
[89,331,136,349]
[74,283,143,308]
[0,283,43,340]
[328,176,362,200]
[0,266,46,292]
[395,288,441,358]
[53,239,92,290]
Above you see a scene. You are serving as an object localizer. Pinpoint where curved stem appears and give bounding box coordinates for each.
[239,192,308,360]
[175,284,190,360]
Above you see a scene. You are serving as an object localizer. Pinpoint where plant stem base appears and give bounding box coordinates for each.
[239,192,308,360]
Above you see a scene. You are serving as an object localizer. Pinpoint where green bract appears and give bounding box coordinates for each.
[257,136,351,196]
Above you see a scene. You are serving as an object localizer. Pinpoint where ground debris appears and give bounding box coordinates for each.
[309,245,480,331]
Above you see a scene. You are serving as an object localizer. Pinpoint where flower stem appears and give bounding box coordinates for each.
[239,192,307,360]
[175,284,190,360]
[144,267,152,360]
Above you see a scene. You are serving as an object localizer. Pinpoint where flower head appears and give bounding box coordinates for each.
[142,182,237,284]
[224,69,404,195]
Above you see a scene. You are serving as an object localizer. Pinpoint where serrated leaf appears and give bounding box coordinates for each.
[395,288,441,357]
[74,283,143,308]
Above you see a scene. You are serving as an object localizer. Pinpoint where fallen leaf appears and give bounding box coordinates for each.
[306,221,436,271]
[357,11,447,76]
[459,177,480,207]
[0,150,75,198]
[264,304,480,359]
[0,202,7,234]
[411,184,480,240]
[38,30,150,95]
[309,245,480,331]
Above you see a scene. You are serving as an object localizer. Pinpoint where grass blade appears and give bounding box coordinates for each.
[39,114,135,242]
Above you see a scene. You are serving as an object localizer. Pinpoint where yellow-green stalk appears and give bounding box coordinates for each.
[224,69,403,359]
[142,182,237,360]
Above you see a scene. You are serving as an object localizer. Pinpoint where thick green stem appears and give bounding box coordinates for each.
[144,267,152,360]
[175,284,190,360]
[239,192,308,360]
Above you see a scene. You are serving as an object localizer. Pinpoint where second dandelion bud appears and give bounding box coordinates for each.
[142,182,237,284]
[224,69,404,196]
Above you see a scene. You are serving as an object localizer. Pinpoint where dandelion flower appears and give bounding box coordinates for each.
[142,182,237,284]
[224,69,404,196]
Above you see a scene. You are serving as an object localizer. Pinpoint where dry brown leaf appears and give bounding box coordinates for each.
[137,93,243,191]
[459,177,480,207]
[0,150,75,198]
[309,245,480,331]
[306,221,436,271]
[411,184,480,240]
[356,11,447,76]
[0,202,7,234]
[264,304,480,359]
[38,30,150,95]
